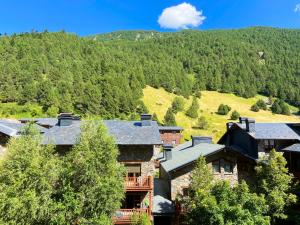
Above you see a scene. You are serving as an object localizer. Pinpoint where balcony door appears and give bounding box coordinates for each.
[125,164,141,177]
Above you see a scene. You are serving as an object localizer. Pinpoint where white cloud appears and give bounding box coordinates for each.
[158,2,206,29]
[295,4,300,12]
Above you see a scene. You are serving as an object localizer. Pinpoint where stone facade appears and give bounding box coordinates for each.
[118,145,159,177]
[168,151,240,200]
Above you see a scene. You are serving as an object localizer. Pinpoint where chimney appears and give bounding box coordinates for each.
[245,118,255,132]
[141,114,152,126]
[239,117,247,124]
[58,113,79,126]
[163,144,173,161]
[192,136,212,146]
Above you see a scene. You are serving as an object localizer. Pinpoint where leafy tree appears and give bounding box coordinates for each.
[54,121,125,224]
[171,96,185,113]
[131,213,151,225]
[164,107,177,126]
[0,122,125,224]
[251,103,260,112]
[271,99,291,115]
[0,125,60,224]
[183,156,270,225]
[256,99,267,110]
[217,104,231,115]
[186,96,199,118]
[196,116,209,130]
[230,110,240,120]
[255,149,297,223]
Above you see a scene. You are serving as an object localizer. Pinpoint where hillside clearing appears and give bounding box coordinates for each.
[143,86,300,142]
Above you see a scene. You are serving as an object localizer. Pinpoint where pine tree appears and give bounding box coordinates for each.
[186,96,199,118]
[164,108,177,126]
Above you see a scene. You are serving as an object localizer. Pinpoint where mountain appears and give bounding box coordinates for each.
[0,27,299,119]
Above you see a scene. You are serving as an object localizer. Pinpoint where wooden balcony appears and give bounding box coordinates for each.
[113,208,150,224]
[125,176,153,191]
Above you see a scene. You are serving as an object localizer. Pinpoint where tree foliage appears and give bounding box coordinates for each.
[186,96,199,118]
[0,125,60,224]
[196,116,209,130]
[217,104,231,115]
[171,96,185,114]
[256,99,267,110]
[184,156,270,225]
[1,28,300,118]
[271,99,291,115]
[251,103,260,112]
[255,149,297,223]
[0,122,124,224]
[164,107,177,126]
[230,110,240,120]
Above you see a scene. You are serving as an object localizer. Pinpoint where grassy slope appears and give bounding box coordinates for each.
[143,86,300,142]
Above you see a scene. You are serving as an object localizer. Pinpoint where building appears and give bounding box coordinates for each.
[218,117,300,180]
[19,113,162,224]
[153,136,255,224]
[158,126,183,146]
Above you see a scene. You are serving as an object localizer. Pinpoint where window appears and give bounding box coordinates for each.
[182,187,189,197]
[212,161,220,173]
[125,164,141,177]
[224,161,234,173]
[172,140,176,145]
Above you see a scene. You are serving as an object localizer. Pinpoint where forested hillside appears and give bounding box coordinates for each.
[0,27,299,118]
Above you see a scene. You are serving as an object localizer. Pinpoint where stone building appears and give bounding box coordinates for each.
[19,113,162,224]
[219,117,300,180]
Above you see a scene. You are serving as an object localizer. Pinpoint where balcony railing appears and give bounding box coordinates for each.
[113,208,150,224]
[125,176,153,191]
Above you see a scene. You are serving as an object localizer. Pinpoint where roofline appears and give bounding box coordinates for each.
[165,145,225,173]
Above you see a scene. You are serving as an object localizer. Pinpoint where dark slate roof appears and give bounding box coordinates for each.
[158,126,183,131]
[42,120,81,145]
[20,118,58,127]
[41,119,161,146]
[236,122,300,140]
[104,120,161,145]
[0,120,47,137]
[161,142,224,173]
[153,178,174,214]
[282,143,300,152]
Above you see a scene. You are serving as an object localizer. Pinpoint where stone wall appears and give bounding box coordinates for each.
[169,151,240,200]
[118,145,158,177]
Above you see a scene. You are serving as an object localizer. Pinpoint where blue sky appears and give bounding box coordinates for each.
[0,0,300,36]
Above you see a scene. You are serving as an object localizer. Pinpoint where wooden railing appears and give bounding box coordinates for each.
[124,176,153,191]
[113,208,149,224]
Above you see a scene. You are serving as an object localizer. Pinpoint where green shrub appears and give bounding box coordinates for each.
[230,110,240,120]
[251,104,260,112]
[196,116,209,130]
[271,99,291,115]
[217,104,231,115]
[256,99,267,110]
[131,213,151,225]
